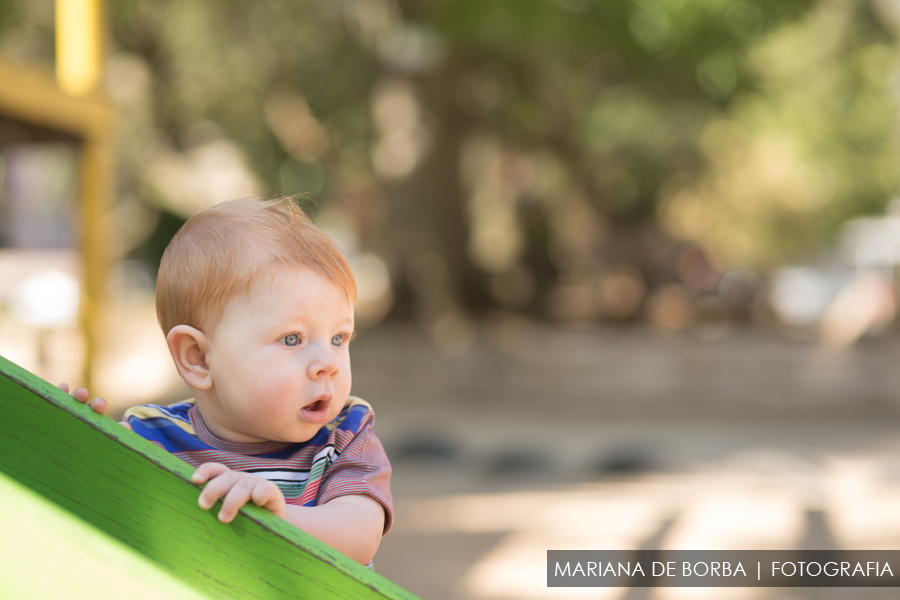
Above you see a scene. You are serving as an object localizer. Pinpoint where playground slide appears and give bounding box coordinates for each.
[0,354,418,600]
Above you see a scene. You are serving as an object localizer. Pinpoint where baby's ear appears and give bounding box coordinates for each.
[166,325,213,391]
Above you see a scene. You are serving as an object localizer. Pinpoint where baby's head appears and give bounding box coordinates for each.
[157,197,356,338]
[157,198,358,443]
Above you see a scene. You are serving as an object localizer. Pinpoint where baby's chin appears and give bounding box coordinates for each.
[287,422,336,444]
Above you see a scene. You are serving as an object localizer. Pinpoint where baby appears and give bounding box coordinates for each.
[62,197,391,566]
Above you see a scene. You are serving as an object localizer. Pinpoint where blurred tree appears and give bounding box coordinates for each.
[5,0,900,327]
[661,0,900,268]
[398,0,820,320]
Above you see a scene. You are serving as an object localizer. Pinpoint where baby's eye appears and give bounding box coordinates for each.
[331,334,345,346]
[281,334,300,347]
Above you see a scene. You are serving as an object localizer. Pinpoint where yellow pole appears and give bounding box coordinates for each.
[77,133,113,393]
[56,0,111,391]
[56,0,104,97]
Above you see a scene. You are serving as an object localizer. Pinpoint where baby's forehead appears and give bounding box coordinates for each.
[248,264,347,295]
[232,265,356,316]
[208,272,354,340]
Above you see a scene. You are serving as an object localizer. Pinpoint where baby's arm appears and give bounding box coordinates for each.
[193,463,384,565]
[284,495,384,565]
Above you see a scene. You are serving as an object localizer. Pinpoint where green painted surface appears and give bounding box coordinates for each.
[0,469,215,600]
[0,354,419,600]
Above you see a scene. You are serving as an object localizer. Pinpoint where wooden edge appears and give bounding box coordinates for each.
[0,354,420,600]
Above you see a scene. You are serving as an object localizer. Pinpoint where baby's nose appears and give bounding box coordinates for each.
[308,346,339,378]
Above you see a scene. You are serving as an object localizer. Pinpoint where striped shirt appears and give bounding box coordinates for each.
[121,396,393,533]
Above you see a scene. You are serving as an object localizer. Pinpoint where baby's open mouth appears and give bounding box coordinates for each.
[300,394,333,424]
[304,398,326,412]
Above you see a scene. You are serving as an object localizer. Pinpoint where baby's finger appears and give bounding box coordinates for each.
[58,384,91,404]
[218,478,257,523]
[249,481,279,507]
[192,462,230,485]
[250,482,286,519]
[195,468,239,511]
[87,397,108,415]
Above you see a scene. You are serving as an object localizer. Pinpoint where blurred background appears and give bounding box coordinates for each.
[3,0,900,598]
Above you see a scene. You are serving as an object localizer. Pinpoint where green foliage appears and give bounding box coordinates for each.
[663,0,900,268]
[3,0,900,312]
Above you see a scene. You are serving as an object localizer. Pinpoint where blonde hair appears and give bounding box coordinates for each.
[156,197,357,335]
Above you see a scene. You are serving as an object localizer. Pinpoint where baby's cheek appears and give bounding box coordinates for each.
[336,375,352,403]
[255,367,297,396]
[339,358,352,385]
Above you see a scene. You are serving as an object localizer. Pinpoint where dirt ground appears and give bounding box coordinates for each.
[348,324,900,600]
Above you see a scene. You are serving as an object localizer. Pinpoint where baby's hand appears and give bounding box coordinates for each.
[57,383,108,415]
[192,462,287,523]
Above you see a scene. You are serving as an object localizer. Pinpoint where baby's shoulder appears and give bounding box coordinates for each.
[326,396,375,434]
[122,398,196,424]
[343,396,372,413]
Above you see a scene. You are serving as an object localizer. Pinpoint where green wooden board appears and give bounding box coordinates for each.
[0,469,214,600]
[0,354,419,600]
